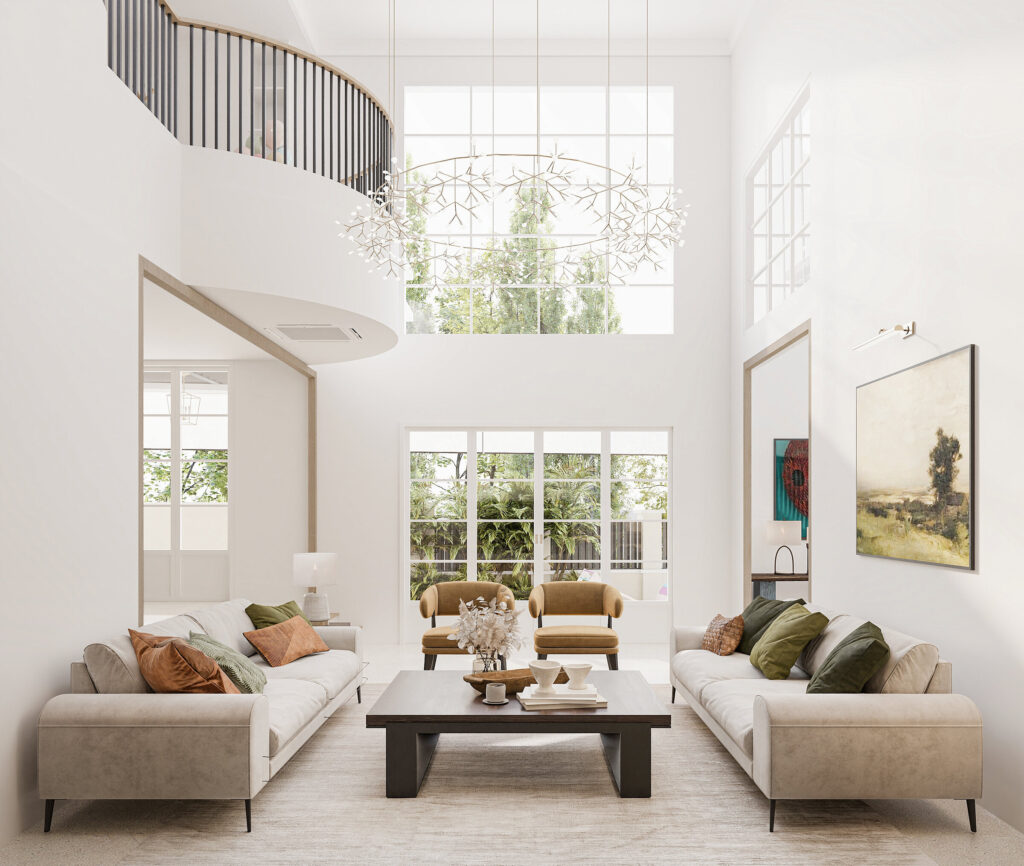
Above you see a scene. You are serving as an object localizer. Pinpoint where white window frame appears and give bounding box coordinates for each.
[402,426,672,604]
[402,84,675,335]
[745,84,810,326]
[143,364,231,562]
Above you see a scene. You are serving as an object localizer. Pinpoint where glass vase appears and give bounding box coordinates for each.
[472,651,501,674]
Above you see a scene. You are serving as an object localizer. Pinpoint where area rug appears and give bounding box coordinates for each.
[12,685,933,865]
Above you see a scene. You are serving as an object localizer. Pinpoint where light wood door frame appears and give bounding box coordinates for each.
[138,256,318,625]
[742,320,811,606]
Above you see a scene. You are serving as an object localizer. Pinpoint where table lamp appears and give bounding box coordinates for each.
[765,521,803,575]
[293,553,339,623]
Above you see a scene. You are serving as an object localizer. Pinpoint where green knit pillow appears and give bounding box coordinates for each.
[737,596,806,655]
[749,604,829,680]
[806,622,890,694]
[188,632,267,694]
[245,600,309,629]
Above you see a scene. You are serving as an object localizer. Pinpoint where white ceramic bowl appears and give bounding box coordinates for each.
[563,662,593,690]
[528,659,562,696]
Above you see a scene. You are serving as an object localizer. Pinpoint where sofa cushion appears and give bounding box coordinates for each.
[245,616,330,667]
[253,649,360,701]
[701,679,810,757]
[806,622,890,694]
[749,604,829,680]
[533,625,619,649]
[701,614,744,656]
[866,626,940,694]
[263,679,327,756]
[797,613,858,676]
[737,597,806,655]
[672,649,808,702]
[186,599,257,657]
[84,614,202,694]
[128,630,239,694]
[188,631,267,694]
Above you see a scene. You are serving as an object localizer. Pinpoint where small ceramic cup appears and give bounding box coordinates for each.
[529,659,562,696]
[563,663,592,690]
[485,682,506,703]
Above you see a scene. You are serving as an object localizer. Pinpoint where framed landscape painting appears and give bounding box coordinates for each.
[856,345,975,569]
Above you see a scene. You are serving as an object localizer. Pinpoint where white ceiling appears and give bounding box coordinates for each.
[167,1,753,56]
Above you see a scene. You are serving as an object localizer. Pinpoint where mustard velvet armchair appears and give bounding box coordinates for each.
[527,581,624,669]
[418,581,516,670]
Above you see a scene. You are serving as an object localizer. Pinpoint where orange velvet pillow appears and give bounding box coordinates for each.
[243,615,329,667]
[128,630,240,694]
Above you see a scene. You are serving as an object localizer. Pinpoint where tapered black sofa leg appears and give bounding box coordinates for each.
[769,799,776,832]
[43,799,55,833]
[967,799,977,832]
[245,799,252,832]
[671,686,676,704]
[356,685,362,703]
[607,653,619,670]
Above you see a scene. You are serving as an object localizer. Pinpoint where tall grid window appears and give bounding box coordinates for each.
[407,429,670,603]
[747,87,810,325]
[404,85,674,335]
[143,368,229,553]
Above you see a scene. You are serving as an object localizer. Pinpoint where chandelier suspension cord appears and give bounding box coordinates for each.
[645,0,650,230]
[535,0,540,245]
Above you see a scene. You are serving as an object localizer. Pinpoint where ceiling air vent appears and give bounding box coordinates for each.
[272,324,351,342]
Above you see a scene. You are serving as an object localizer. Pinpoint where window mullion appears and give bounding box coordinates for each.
[467,429,478,581]
[170,369,182,597]
[600,429,610,580]
[534,429,543,590]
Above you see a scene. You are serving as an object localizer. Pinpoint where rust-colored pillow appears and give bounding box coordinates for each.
[128,630,240,694]
[701,614,745,656]
[243,615,329,667]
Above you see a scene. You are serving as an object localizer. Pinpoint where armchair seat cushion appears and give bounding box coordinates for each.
[534,625,619,649]
[422,626,462,650]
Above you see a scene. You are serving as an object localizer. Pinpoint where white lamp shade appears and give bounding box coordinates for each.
[293,553,339,588]
[765,521,803,546]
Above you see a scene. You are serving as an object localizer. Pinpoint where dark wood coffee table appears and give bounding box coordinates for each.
[366,670,670,798]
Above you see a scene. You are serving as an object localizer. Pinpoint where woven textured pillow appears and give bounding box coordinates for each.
[244,615,329,667]
[128,630,240,694]
[188,631,267,694]
[701,614,744,655]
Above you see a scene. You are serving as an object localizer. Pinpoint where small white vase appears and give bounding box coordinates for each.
[563,663,592,690]
[529,660,562,696]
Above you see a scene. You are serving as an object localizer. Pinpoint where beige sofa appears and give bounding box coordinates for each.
[38,599,363,832]
[670,604,983,832]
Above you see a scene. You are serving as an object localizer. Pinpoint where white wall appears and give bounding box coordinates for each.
[730,0,1024,831]
[0,0,181,843]
[230,360,309,605]
[750,336,809,593]
[315,53,733,644]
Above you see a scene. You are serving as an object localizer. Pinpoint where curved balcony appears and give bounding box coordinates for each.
[105,0,399,361]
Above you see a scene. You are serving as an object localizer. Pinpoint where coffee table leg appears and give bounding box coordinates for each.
[601,727,652,798]
[385,726,439,797]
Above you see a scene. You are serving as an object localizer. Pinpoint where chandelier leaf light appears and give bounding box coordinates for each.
[343,0,687,288]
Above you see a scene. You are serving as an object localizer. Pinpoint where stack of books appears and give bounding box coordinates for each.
[517,683,608,710]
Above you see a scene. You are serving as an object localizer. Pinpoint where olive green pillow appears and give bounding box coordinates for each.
[749,603,829,680]
[187,632,267,694]
[737,596,806,655]
[245,600,309,630]
[806,622,890,694]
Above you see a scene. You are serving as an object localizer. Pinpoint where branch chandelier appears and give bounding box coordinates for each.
[342,0,688,287]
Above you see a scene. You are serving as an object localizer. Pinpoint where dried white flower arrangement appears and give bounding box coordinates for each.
[448,595,523,658]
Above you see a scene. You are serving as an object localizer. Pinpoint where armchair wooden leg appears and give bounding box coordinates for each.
[769,799,776,832]
[967,799,977,832]
[43,799,55,833]
[537,653,547,660]
[245,799,252,833]
[607,653,619,670]
[499,655,507,670]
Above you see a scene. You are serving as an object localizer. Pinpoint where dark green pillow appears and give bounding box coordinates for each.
[187,632,267,694]
[749,603,829,680]
[737,596,806,655]
[806,622,890,694]
[245,600,309,630]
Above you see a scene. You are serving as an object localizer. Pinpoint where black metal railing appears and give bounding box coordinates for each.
[106,0,392,196]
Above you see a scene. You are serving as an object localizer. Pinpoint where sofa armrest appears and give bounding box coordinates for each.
[671,626,706,657]
[314,625,362,659]
[39,694,269,801]
[753,693,983,800]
